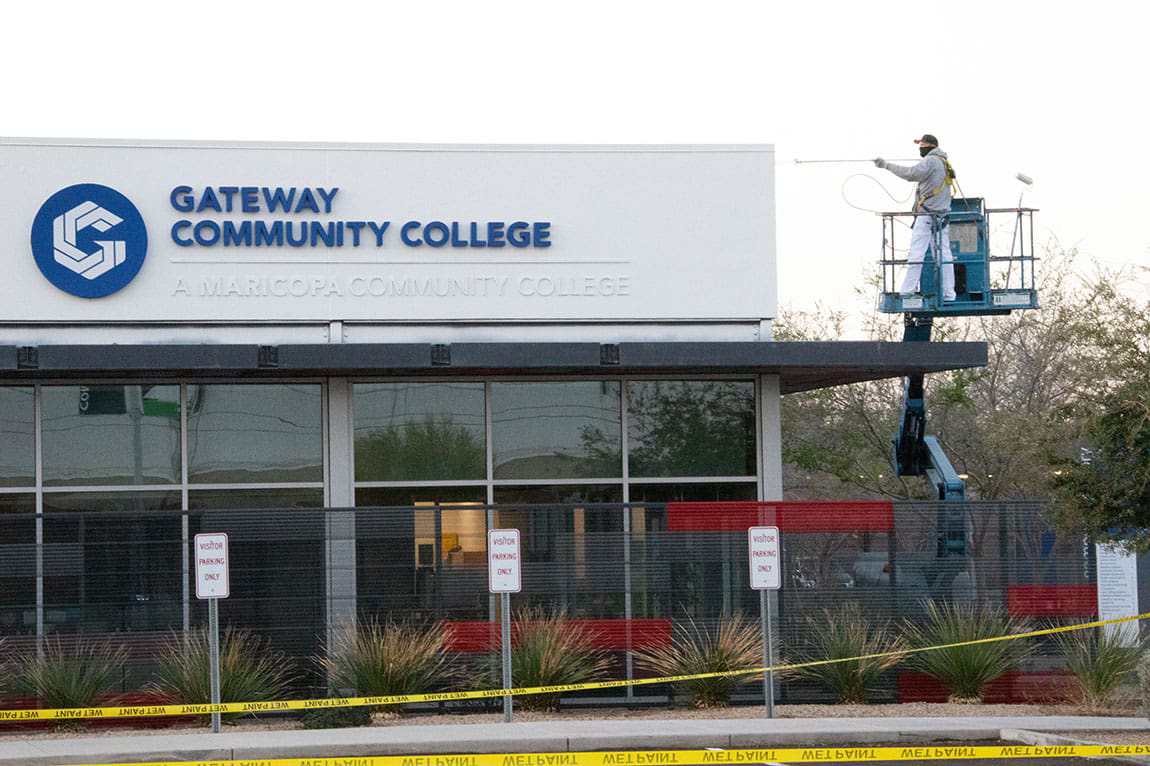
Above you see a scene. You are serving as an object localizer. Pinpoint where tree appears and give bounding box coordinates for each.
[778,248,1105,502]
[1049,270,1150,549]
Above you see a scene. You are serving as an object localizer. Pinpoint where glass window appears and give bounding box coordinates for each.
[186,491,326,664]
[354,383,485,482]
[187,384,323,483]
[355,486,487,508]
[187,488,325,510]
[492,382,621,480]
[627,483,759,624]
[494,485,623,565]
[356,487,488,621]
[356,487,487,568]
[0,388,35,487]
[627,483,758,567]
[41,385,181,486]
[493,484,623,506]
[41,491,183,634]
[493,485,624,619]
[627,381,757,478]
[627,482,758,503]
[0,494,36,635]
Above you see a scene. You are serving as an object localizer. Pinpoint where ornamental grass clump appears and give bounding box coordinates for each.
[634,613,761,708]
[153,627,295,716]
[1137,653,1150,717]
[792,603,905,704]
[1059,627,1146,711]
[16,636,128,712]
[318,619,459,715]
[902,600,1032,703]
[504,607,612,712]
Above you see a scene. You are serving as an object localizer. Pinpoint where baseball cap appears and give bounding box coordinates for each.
[914,134,939,146]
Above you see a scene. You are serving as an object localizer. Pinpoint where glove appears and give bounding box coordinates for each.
[874,157,887,169]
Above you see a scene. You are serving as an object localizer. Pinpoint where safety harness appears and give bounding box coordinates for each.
[914,154,957,213]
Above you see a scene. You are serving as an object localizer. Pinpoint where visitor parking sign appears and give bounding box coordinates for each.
[194,533,230,599]
[748,526,781,590]
[488,529,522,594]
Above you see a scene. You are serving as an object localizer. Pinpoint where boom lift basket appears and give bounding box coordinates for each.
[877,198,1039,316]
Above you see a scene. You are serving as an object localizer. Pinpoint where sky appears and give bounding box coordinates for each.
[3,0,1145,335]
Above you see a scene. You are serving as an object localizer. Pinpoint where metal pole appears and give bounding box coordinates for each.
[501,592,513,722]
[761,588,774,718]
[792,158,918,165]
[209,597,221,733]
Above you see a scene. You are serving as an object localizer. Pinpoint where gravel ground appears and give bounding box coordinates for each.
[0,702,1132,740]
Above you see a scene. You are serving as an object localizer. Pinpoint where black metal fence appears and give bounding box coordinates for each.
[0,500,1101,704]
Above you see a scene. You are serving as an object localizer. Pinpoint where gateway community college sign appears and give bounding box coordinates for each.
[168,185,551,250]
[2,141,776,324]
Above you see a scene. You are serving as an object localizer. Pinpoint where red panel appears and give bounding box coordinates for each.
[1007,584,1097,617]
[898,670,1077,704]
[666,501,894,533]
[445,618,672,652]
[446,621,501,653]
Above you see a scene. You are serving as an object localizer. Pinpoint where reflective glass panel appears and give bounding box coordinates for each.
[186,490,325,664]
[187,488,325,510]
[0,388,35,487]
[627,380,756,477]
[41,491,183,634]
[493,485,624,619]
[354,383,485,481]
[626,482,759,629]
[492,382,621,480]
[0,494,35,636]
[627,482,758,503]
[41,385,181,486]
[187,384,323,483]
[356,487,488,620]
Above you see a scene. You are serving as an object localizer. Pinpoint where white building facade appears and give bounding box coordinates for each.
[0,140,982,666]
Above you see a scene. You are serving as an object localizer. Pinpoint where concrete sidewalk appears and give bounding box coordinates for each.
[4,716,1150,765]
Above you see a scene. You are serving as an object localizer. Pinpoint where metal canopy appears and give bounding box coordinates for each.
[0,341,986,394]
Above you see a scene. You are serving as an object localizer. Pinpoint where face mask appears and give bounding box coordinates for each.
[919,145,934,158]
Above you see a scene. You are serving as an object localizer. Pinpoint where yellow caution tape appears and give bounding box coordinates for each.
[54,744,1150,766]
[2,611,1146,722]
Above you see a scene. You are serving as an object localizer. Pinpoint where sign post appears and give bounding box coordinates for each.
[748,526,781,718]
[488,528,521,723]
[194,533,230,734]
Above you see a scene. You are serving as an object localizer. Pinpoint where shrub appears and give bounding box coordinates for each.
[634,613,761,708]
[792,603,905,704]
[16,636,128,711]
[1060,628,1145,711]
[153,627,295,715]
[1137,652,1150,717]
[319,619,459,714]
[902,600,1032,703]
[500,607,613,712]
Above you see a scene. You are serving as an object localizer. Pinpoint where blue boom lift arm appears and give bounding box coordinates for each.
[893,315,966,501]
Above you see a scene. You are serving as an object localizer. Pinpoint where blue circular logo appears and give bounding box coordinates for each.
[30,183,148,298]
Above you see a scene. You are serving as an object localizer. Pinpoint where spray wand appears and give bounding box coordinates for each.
[792,158,918,165]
